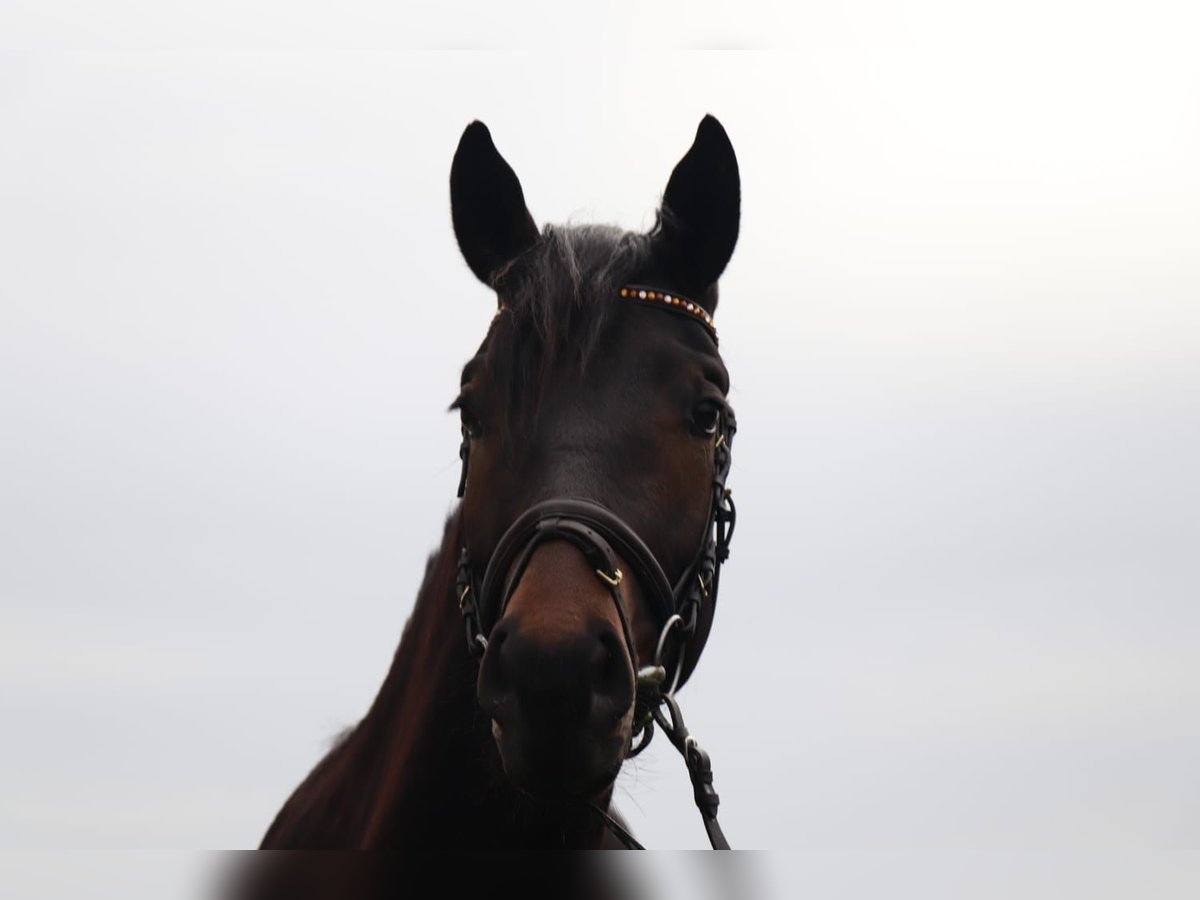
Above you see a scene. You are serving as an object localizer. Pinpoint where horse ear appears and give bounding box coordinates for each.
[654,115,740,297]
[450,121,539,288]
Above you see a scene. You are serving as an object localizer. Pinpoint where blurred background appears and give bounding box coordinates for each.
[1,1,1198,896]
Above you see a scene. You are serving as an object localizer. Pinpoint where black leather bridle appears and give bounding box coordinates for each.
[452,286,737,850]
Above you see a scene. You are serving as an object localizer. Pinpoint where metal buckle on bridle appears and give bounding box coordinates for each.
[455,550,488,656]
[629,607,688,758]
[595,567,623,588]
[627,619,730,850]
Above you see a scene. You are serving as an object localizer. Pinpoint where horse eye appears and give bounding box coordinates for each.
[691,402,722,437]
[461,411,483,440]
[455,402,483,440]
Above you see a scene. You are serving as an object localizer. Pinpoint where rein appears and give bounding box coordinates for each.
[453,285,737,850]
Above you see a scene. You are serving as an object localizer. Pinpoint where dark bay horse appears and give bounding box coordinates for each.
[258,115,740,851]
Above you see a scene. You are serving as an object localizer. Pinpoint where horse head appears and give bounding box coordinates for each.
[449,116,740,806]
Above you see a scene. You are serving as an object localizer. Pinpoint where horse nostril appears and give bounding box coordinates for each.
[590,626,634,724]
[477,622,514,722]
[487,621,510,660]
[478,622,635,735]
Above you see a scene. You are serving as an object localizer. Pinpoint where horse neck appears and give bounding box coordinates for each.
[262,510,609,848]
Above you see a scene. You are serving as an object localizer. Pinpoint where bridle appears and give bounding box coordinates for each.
[452,285,737,850]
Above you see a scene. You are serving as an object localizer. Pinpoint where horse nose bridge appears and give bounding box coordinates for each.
[524,431,640,507]
[500,540,638,649]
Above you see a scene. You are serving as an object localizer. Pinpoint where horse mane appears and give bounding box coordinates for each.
[259,511,479,847]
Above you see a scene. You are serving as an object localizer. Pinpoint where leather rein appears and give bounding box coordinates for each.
[452,285,737,850]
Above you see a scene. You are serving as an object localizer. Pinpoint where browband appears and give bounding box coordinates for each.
[619,285,717,342]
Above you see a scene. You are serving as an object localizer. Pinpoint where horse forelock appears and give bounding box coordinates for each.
[474,224,653,444]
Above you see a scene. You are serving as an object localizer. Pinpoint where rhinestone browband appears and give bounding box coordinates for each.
[619,286,717,341]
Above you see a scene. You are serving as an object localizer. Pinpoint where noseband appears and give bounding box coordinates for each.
[452,285,737,850]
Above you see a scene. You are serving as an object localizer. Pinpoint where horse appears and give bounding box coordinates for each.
[257,115,741,851]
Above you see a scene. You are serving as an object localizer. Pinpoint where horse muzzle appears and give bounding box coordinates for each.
[460,495,728,798]
[477,608,635,798]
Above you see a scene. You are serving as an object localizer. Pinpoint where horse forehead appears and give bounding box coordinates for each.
[523,340,704,461]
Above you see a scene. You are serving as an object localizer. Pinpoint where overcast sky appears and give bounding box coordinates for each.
[2,2,1198,897]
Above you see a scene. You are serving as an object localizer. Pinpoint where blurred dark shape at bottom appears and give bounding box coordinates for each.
[216,852,653,900]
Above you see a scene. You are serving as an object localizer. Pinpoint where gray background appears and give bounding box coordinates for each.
[2,2,1198,895]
